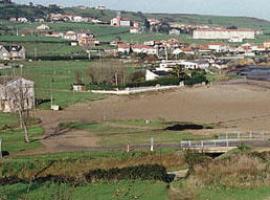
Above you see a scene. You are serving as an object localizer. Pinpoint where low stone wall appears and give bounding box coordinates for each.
[91,85,184,95]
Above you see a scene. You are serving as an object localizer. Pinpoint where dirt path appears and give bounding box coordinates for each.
[32,81,270,152]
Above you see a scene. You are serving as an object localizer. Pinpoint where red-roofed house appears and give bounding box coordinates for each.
[117,43,131,54]
[132,44,158,55]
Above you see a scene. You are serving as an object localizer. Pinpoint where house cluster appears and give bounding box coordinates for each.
[48,13,107,24]
[63,31,97,47]
[110,13,142,34]
[37,27,98,47]
[0,44,26,60]
[145,59,210,81]
[117,38,184,56]
[0,77,35,113]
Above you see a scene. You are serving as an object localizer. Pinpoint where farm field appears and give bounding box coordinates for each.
[0,180,168,200]
[57,120,214,148]
[1,60,105,109]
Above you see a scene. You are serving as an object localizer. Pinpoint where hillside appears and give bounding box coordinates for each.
[1,3,270,32]
[146,13,270,31]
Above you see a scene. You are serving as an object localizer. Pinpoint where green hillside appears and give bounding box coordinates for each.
[1,3,270,32]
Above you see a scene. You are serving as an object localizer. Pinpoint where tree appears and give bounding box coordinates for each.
[174,64,185,81]
[87,61,128,86]
[9,78,33,143]
[143,18,150,31]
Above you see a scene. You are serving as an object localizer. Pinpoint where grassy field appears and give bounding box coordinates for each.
[1,60,105,109]
[0,180,168,200]
[0,125,43,154]
[59,119,215,147]
[0,112,43,154]
[199,186,270,200]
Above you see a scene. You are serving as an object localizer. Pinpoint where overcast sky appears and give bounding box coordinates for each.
[14,0,270,20]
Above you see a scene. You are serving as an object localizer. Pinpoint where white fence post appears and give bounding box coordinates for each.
[201,141,204,148]
[150,137,154,152]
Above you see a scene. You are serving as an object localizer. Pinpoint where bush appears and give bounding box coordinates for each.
[184,70,208,86]
[84,164,169,182]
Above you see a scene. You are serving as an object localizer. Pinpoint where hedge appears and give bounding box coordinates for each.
[84,164,169,182]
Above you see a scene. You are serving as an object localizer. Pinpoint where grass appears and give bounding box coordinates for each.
[1,60,106,108]
[199,186,270,200]
[0,112,18,129]
[0,112,43,154]
[59,120,214,146]
[0,150,186,178]
[0,125,43,154]
[0,180,168,200]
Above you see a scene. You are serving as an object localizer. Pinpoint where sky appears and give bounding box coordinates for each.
[14,0,270,20]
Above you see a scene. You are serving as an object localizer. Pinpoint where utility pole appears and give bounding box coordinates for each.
[0,138,2,159]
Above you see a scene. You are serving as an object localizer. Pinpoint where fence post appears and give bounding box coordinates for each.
[126,144,130,153]
[201,140,204,148]
[0,139,2,159]
[150,137,154,152]
[249,131,252,139]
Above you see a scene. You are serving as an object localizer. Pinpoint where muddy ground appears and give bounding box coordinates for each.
[31,80,270,153]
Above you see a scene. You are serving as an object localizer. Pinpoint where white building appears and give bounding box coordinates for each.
[228,37,243,43]
[130,27,140,34]
[169,29,181,36]
[0,77,35,113]
[193,28,255,40]
[17,17,28,23]
[132,45,158,55]
[36,24,50,30]
[117,43,131,54]
[145,70,170,81]
[207,43,228,53]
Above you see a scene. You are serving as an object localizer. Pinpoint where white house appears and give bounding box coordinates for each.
[228,37,243,43]
[111,15,131,27]
[207,43,228,53]
[130,27,140,34]
[145,69,170,81]
[72,16,89,23]
[36,24,50,31]
[17,17,28,23]
[169,29,181,36]
[132,44,158,55]
[0,77,35,113]
[64,31,77,41]
[117,43,131,54]
[0,45,26,60]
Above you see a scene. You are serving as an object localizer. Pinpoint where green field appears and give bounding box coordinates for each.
[0,111,43,154]
[59,120,215,147]
[0,181,168,200]
[199,186,270,200]
[1,60,105,109]
[0,125,43,153]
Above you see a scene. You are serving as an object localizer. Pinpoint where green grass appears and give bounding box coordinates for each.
[0,180,168,200]
[0,113,18,129]
[60,120,214,146]
[0,125,43,153]
[199,186,270,200]
[1,60,105,108]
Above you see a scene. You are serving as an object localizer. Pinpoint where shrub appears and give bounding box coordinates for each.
[84,164,168,182]
[192,155,268,188]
